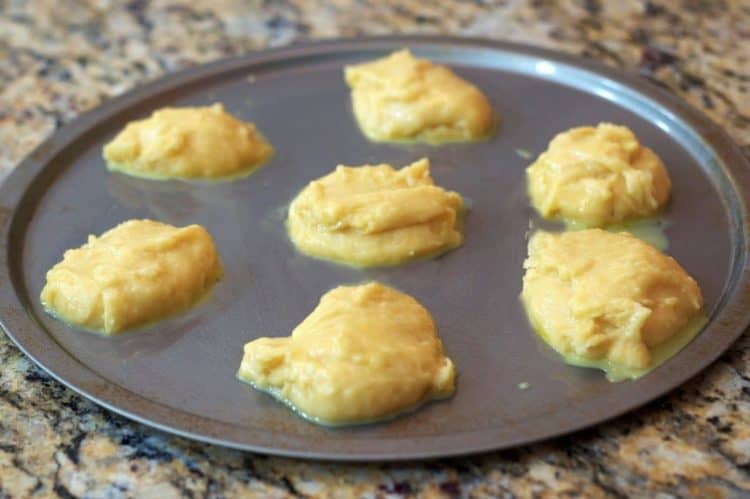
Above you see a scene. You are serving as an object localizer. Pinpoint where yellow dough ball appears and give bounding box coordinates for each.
[103,103,272,180]
[526,123,671,227]
[521,229,703,379]
[41,220,223,334]
[287,158,465,267]
[237,282,456,425]
[344,49,495,143]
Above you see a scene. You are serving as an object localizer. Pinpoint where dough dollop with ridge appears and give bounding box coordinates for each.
[526,123,671,226]
[344,49,494,143]
[521,229,702,377]
[237,282,456,425]
[287,158,465,267]
[41,220,223,334]
[103,104,273,180]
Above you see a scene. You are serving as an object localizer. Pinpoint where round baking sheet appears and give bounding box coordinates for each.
[1,37,749,461]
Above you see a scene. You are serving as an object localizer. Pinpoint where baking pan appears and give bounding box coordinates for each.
[1,36,748,461]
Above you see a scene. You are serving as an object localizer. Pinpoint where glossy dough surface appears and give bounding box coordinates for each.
[287,158,464,267]
[237,282,456,425]
[103,104,272,180]
[41,220,223,334]
[344,49,494,143]
[521,229,703,371]
[526,123,671,226]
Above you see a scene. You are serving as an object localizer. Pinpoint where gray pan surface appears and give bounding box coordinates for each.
[1,37,749,461]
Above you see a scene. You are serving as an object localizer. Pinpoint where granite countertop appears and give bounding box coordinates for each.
[1,0,749,497]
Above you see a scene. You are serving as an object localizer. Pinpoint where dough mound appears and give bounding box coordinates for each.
[521,229,702,371]
[41,220,223,334]
[526,123,671,226]
[344,49,494,143]
[287,158,465,267]
[103,104,272,180]
[237,282,456,425]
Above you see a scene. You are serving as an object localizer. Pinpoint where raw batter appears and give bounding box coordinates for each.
[41,219,223,334]
[103,104,273,180]
[521,229,703,380]
[287,158,465,267]
[526,123,671,226]
[345,49,494,143]
[237,282,456,425]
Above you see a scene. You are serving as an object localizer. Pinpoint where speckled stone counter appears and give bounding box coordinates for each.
[1,1,749,497]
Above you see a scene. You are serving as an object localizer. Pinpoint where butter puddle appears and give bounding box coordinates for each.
[533,314,708,382]
[107,160,270,183]
[563,218,669,251]
[236,376,453,428]
[42,284,220,336]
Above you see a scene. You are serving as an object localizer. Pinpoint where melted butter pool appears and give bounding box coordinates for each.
[564,218,669,251]
[535,314,708,382]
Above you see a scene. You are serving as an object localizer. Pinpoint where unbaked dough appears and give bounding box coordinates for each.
[103,104,272,180]
[344,49,494,143]
[287,158,465,267]
[237,282,456,425]
[521,229,702,378]
[41,219,223,334]
[526,123,671,226]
